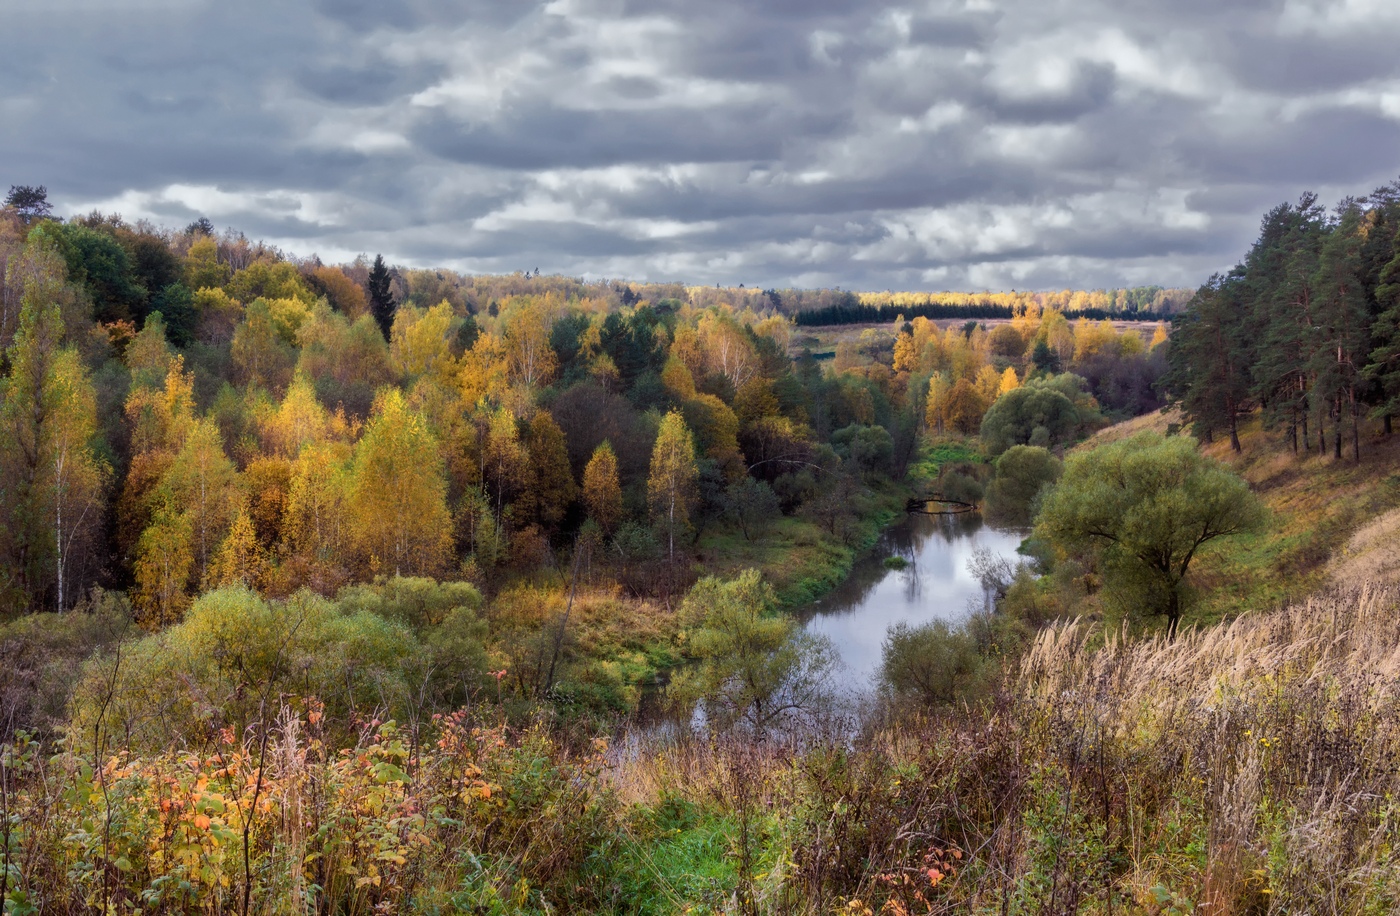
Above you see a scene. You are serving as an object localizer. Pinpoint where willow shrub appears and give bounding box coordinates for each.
[69,586,423,750]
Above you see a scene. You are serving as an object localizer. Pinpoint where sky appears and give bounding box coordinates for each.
[6,0,1400,292]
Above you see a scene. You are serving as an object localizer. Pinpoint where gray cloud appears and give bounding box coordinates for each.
[4,0,1400,291]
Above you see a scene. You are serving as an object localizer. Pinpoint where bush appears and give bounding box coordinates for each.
[980,373,1093,456]
[0,590,131,739]
[70,586,423,749]
[939,471,984,506]
[335,575,482,630]
[984,445,1062,525]
[831,423,894,476]
[879,620,990,706]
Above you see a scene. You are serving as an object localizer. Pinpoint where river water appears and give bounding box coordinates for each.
[800,511,1026,689]
[627,509,1026,737]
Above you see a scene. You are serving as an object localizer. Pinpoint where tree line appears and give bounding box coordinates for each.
[1166,182,1400,458]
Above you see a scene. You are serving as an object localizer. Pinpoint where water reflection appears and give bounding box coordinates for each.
[801,512,1025,688]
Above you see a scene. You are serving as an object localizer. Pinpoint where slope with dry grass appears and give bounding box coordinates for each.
[1074,410,1400,627]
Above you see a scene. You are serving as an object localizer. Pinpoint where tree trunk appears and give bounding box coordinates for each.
[1334,395,1343,460]
[1351,389,1361,463]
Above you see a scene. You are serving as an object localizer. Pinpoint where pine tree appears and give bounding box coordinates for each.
[1310,201,1371,461]
[367,253,396,340]
[1365,226,1400,429]
[1165,274,1253,451]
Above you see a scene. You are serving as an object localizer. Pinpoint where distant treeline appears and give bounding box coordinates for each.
[786,286,1191,327]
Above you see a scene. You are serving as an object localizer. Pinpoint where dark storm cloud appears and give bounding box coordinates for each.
[5,0,1400,288]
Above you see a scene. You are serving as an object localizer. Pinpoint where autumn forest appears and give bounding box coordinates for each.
[5,179,1400,914]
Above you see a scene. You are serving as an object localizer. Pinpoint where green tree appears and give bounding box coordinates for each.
[1035,432,1263,636]
[1309,201,1371,461]
[1366,224,1400,429]
[669,570,836,731]
[723,476,781,541]
[1165,274,1253,451]
[368,253,396,340]
[880,620,985,706]
[48,221,147,323]
[984,445,1062,525]
[4,185,52,223]
[978,375,1083,456]
[648,410,698,562]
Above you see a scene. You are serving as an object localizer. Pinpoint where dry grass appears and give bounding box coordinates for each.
[1016,583,1400,913]
[1327,506,1400,587]
[1077,406,1182,447]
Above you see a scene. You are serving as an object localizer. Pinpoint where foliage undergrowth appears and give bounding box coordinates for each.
[10,584,1396,913]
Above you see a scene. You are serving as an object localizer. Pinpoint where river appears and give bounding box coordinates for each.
[800,510,1026,689]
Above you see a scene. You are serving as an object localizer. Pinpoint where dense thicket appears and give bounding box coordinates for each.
[1167,183,1400,458]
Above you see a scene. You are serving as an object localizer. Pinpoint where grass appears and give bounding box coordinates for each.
[1187,414,1400,624]
[907,439,984,489]
[694,477,909,610]
[1074,409,1400,630]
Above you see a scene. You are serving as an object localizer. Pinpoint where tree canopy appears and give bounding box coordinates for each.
[1035,432,1263,635]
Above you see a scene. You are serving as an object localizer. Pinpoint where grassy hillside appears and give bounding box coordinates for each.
[1078,410,1400,628]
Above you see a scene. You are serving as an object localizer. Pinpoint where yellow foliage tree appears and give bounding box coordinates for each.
[183,236,231,292]
[348,390,453,577]
[975,364,1003,405]
[648,410,698,562]
[391,301,458,384]
[999,366,1020,395]
[520,410,576,532]
[261,371,331,459]
[502,299,557,388]
[892,330,917,374]
[483,406,528,514]
[284,441,351,566]
[925,372,952,435]
[133,509,193,628]
[458,333,509,409]
[159,418,243,586]
[582,441,623,534]
[209,508,266,590]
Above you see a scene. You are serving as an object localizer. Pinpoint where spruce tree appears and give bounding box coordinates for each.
[367,254,396,340]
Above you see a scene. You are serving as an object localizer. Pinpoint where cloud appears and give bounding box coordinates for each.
[4,0,1399,290]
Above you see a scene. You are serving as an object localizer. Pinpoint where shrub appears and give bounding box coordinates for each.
[984,445,1063,525]
[70,586,421,749]
[879,620,989,706]
[0,590,131,740]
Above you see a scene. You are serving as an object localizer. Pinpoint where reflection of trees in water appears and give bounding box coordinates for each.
[806,511,991,621]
